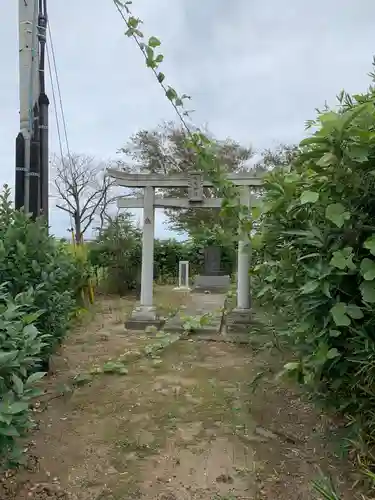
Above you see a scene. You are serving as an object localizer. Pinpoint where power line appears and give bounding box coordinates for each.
[46,23,75,234]
[46,45,64,163]
[47,21,72,160]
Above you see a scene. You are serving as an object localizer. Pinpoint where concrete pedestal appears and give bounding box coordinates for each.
[173,286,191,292]
[125,306,164,331]
[164,293,225,335]
[192,275,231,294]
[226,307,252,333]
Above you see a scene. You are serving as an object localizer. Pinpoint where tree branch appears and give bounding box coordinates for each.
[56,204,74,215]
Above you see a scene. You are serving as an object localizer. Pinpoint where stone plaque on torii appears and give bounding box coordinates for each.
[107,168,263,330]
[188,171,204,202]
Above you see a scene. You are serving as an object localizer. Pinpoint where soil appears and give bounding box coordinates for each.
[0,286,360,500]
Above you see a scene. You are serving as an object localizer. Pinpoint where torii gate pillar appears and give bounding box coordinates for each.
[227,186,252,331]
[125,186,164,330]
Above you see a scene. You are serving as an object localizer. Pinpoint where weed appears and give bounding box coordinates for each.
[311,474,341,500]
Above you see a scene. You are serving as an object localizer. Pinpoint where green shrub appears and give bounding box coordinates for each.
[88,214,142,294]
[0,287,46,468]
[0,186,88,361]
[0,187,92,467]
[255,70,375,446]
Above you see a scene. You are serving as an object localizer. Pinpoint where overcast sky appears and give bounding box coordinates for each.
[2,0,374,239]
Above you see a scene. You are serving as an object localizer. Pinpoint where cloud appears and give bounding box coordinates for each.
[1,0,375,237]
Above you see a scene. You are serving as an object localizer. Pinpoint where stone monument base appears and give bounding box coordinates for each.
[125,306,165,331]
[173,286,191,292]
[192,275,231,294]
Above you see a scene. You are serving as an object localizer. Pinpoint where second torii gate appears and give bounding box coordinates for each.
[108,168,262,329]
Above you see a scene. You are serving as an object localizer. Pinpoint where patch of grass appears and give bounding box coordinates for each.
[154,285,190,317]
[108,429,163,487]
[212,494,238,500]
[311,474,341,499]
[96,483,142,500]
[234,466,252,478]
[116,437,160,458]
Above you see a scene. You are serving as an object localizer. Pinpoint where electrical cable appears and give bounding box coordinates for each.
[46,37,94,301]
[46,32,75,240]
[47,21,72,162]
[45,45,64,171]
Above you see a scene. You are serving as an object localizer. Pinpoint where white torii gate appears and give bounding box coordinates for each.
[108,168,262,328]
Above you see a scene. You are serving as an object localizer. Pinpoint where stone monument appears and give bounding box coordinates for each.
[193,245,230,293]
[204,246,222,275]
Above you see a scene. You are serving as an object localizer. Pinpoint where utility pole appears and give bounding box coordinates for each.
[16,0,49,225]
[38,0,50,223]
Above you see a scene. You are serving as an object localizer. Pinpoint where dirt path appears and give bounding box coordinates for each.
[1,288,356,500]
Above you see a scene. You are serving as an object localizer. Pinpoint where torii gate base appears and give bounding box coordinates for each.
[108,169,262,332]
[226,307,253,333]
[125,306,164,331]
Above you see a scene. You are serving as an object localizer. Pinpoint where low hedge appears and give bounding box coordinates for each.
[0,186,91,467]
[0,288,47,467]
[0,186,90,362]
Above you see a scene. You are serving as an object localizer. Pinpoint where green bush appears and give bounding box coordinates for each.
[154,238,191,282]
[0,287,47,468]
[88,214,142,294]
[0,186,88,361]
[255,71,375,447]
[0,186,91,467]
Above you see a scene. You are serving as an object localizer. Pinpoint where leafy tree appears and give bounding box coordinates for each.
[88,213,142,294]
[118,121,254,236]
[255,143,299,171]
[97,211,137,243]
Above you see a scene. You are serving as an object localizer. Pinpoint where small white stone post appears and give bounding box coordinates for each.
[235,186,251,312]
[174,260,190,290]
[140,186,155,311]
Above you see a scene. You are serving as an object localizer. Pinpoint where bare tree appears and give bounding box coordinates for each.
[53,153,116,243]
